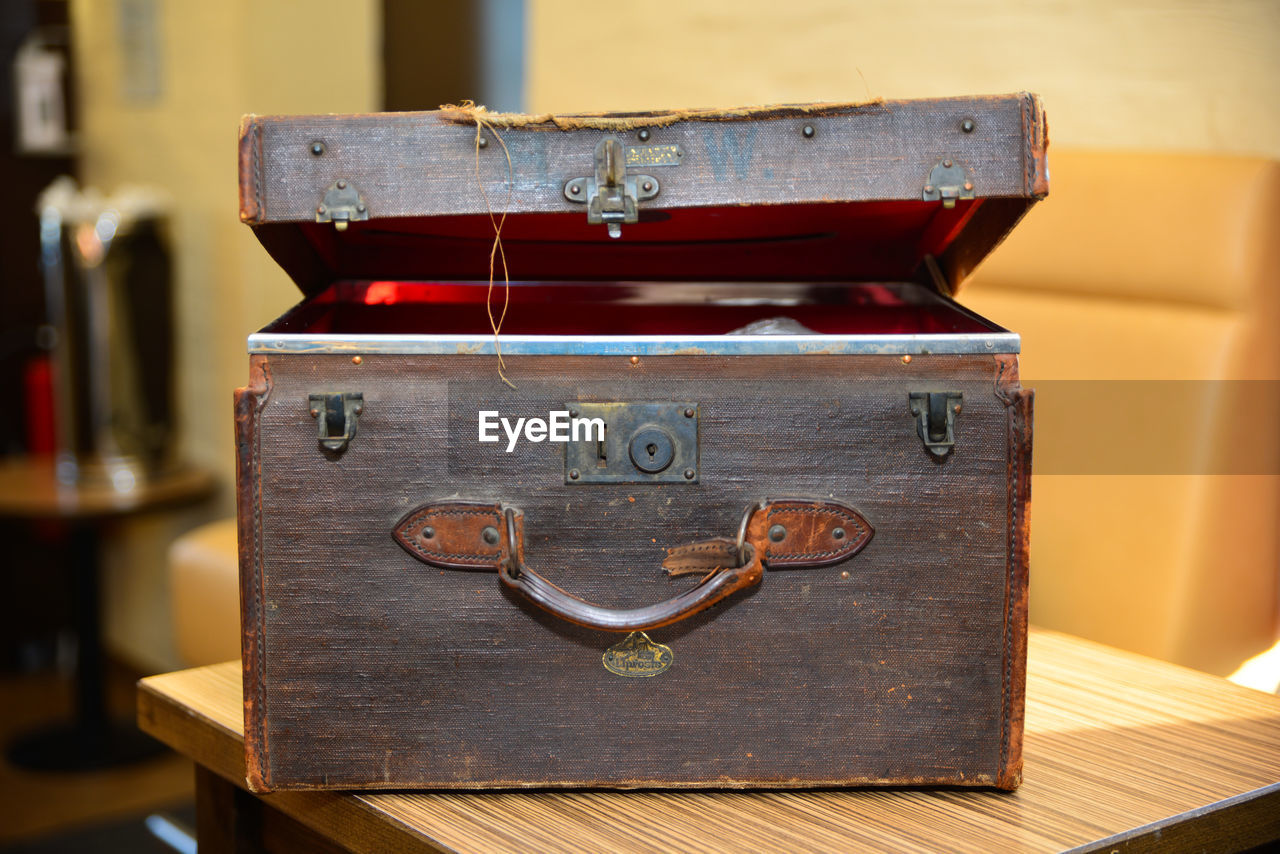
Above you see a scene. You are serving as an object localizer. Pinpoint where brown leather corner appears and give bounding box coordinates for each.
[1022,92,1050,199]
[758,499,874,568]
[238,115,264,224]
[235,354,272,792]
[997,382,1033,791]
[392,501,506,570]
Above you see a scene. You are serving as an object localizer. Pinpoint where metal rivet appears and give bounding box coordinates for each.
[942,160,953,169]
[421,527,435,540]
[352,356,362,365]
[642,181,653,192]
[630,356,640,365]
[832,527,846,540]
[477,137,488,149]
[638,129,651,141]
[923,185,934,194]
[683,469,695,480]
[961,118,975,133]
[569,184,581,195]
[356,203,367,213]
[569,469,580,480]
[317,205,326,215]
[336,179,347,189]
[902,354,912,364]
[569,409,579,418]
[954,404,962,414]
[768,524,787,542]
[309,408,319,417]
[354,405,363,414]
[482,527,500,545]
[963,181,973,191]
[841,570,850,579]
[310,141,326,156]
[802,125,815,138]
[684,408,695,418]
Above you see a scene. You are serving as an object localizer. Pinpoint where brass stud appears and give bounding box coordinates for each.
[352,355,362,365]
[902,354,912,364]
[841,570,850,579]
[629,356,640,365]
[963,181,973,191]
[309,408,319,417]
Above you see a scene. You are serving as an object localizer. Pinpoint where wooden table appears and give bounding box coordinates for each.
[137,629,1280,853]
[1,455,215,770]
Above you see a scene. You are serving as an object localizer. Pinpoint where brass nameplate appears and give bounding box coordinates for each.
[603,632,673,677]
[626,144,683,168]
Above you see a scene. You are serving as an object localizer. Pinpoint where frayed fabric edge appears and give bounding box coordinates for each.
[436,99,886,132]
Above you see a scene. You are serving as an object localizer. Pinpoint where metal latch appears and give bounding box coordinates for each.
[908,391,962,458]
[310,393,363,453]
[564,137,660,238]
[564,401,698,484]
[316,179,368,231]
[923,160,974,209]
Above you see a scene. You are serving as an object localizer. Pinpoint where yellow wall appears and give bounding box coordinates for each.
[527,0,1280,158]
[71,0,380,670]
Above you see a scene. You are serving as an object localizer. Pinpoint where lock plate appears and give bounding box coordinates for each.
[564,401,698,484]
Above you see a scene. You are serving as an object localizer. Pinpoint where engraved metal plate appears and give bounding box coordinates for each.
[626,144,683,167]
[564,401,699,484]
[603,632,673,677]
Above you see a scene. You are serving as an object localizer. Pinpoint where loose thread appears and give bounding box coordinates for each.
[465,101,516,390]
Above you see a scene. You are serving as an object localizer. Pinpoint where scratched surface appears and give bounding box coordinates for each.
[241,352,1030,789]
[238,95,1047,296]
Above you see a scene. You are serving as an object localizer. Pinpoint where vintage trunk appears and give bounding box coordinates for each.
[236,95,1045,791]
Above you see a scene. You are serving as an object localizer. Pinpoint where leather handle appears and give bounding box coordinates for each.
[502,534,762,632]
[392,498,873,633]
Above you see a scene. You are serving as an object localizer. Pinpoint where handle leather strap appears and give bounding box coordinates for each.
[392,498,872,632]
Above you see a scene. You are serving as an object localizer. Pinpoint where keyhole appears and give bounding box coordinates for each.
[646,443,657,458]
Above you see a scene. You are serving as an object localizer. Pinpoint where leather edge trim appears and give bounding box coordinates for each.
[238,115,264,225]
[236,354,272,792]
[998,378,1033,790]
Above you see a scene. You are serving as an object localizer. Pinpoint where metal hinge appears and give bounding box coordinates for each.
[908,391,962,458]
[564,137,660,238]
[316,179,368,231]
[309,392,363,453]
[923,160,974,209]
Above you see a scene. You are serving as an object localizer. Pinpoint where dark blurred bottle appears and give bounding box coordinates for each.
[38,178,174,490]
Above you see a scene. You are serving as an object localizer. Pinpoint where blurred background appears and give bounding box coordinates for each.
[0,0,1276,849]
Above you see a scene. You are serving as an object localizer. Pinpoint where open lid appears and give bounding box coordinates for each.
[239,94,1048,299]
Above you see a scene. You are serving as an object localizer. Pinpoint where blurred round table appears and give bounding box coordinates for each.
[0,455,216,770]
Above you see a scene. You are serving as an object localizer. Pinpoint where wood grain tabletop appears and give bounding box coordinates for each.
[137,629,1280,853]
